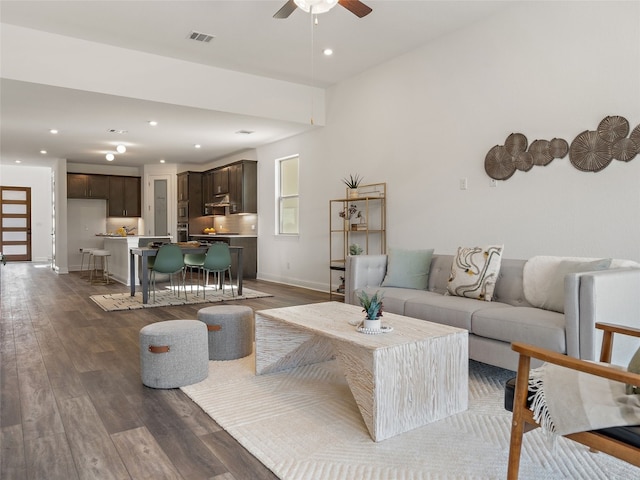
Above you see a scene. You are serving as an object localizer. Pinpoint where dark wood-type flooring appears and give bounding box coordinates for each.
[0,262,328,479]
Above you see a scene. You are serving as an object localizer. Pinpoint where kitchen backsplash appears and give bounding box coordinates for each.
[106,218,140,235]
[198,213,257,235]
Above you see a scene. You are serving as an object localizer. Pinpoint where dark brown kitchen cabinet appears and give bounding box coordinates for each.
[108,176,141,217]
[213,167,229,195]
[228,160,257,214]
[67,173,109,199]
[176,171,202,220]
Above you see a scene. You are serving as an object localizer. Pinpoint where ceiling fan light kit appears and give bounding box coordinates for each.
[294,0,338,14]
[274,0,372,18]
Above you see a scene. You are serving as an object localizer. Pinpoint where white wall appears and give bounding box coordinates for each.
[0,164,53,262]
[256,1,640,292]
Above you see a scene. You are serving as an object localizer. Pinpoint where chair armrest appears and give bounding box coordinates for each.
[511,341,640,386]
[345,254,387,305]
[596,322,640,363]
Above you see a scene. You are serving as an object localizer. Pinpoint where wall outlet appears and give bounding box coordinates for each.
[251,224,255,230]
[459,178,468,190]
[490,179,498,188]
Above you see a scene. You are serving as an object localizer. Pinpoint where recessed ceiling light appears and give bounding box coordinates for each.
[40,150,47,154]
[116,144,127,153]
[49,129,58,134]
[160,159,165,164]
[15,160,21,164]
[106,153,115,161]
[323,48,333,56]
[148,120,158,126]
[194,144,201,149]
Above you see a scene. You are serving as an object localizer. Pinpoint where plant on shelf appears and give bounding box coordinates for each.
[357,290,384,320]
[342,173,363,199]
[349,243,363,255]
[342,173,363,189]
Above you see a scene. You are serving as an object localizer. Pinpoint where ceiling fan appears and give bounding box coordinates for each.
[274,0,372,19]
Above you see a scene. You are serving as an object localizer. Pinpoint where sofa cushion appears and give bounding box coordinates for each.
[405,295,510,331]
[523,256,640,310]
[540,258,612,313]
[447,245,504,301]
[381,247,434,290]
[472,306,566,353]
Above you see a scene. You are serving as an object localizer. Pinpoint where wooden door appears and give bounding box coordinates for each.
[0,186,32,261]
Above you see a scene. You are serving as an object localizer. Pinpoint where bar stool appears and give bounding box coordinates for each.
[90,249,111,284]
[80,247,96,278]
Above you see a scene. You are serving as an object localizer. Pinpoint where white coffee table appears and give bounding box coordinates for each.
[255,301,468,442]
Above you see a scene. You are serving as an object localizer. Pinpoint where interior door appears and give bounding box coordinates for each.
[0,186,32,261]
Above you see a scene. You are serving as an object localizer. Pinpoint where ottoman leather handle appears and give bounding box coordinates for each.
[149,345,170,353]
[207,324,222,331]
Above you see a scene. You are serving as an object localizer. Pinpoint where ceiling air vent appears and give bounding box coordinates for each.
[188,31,215,43]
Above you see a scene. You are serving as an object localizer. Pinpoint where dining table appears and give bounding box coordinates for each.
[129,244,244,304]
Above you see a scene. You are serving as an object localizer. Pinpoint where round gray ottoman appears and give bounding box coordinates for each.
[197,305,254,360]
[139,319,208,389]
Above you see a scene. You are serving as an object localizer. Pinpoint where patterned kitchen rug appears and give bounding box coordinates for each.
[90,287,272,311]
[181,356,639,480]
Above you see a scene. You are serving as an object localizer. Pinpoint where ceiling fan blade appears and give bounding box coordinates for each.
[338,0,372,18]
[273,0,298,19]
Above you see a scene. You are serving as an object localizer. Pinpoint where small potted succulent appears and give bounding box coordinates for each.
[342,173,363,198]
[357,290,384,330]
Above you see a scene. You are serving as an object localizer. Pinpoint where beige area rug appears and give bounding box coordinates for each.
[90,287,272,311]
[181,356,639,480]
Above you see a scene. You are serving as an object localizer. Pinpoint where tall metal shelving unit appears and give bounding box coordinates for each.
[329,182,386,300]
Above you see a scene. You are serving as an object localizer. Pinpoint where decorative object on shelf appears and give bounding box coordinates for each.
[338,204,359,220]
[342,173,363,198]
[349,243,363,255]
[357,290,383,330]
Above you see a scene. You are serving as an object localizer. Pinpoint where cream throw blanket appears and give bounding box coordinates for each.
[529,363,640,436]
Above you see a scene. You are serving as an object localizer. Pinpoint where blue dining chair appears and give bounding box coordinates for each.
[202,242,235,299]
[149,244,186,303]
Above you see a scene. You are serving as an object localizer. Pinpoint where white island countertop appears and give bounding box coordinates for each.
[190,234,257,238]
[103,235,172,285]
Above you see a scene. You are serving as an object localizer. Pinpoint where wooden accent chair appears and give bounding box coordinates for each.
[506,322,640,479]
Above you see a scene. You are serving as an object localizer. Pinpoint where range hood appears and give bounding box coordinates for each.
[205,194,230,207]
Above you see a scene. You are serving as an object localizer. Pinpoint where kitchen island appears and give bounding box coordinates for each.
[103,235,172,285]
[190,234,257,279]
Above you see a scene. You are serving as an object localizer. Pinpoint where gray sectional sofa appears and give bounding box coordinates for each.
[345,253,640,371]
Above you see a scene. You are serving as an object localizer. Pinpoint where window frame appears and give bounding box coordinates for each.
[275,155,300,236]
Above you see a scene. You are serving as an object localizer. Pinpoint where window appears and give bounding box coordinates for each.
[277,155,299,235]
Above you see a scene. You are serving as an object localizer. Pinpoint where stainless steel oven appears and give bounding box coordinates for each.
[178,202,188,223]
[177,223,188,242]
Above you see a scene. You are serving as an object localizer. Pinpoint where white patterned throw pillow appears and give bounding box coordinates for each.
[447,245,504,301]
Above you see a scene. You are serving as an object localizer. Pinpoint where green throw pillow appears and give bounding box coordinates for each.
[381,247,434,290]
[540,258,612,313]
[627,346,640,395]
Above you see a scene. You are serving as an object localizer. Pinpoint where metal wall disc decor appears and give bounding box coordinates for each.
[529,139,554,166]
[597,116,629,143]
[485,145,516,180]
[569,130,613,172]
[611,137,638,162]
[505,133,528,156]
[514,151,534,171]
[630,124,640,145]
[549,138,569,158]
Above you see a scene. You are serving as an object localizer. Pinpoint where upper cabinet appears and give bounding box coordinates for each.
[228,160,257,214]
[67,173,109,199]
[213,167,229,195]
[108,176,141,217]
[176,171,202,219]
